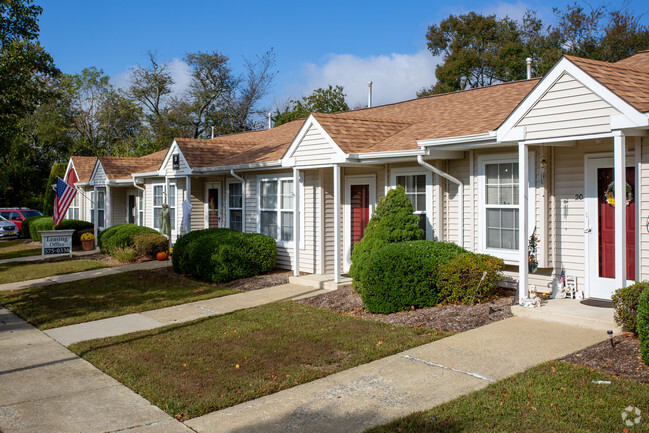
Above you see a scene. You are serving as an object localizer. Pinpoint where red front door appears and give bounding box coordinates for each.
[597,167,635,280]
[350,185,370,250]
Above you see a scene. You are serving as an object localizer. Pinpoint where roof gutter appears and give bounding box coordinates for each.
[417,155,463,247]
[192,160,283,174]
[417,132,496,149]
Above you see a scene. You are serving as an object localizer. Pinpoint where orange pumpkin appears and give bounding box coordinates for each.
[156,252,167,261]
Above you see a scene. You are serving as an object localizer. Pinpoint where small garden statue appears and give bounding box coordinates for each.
[159,203,171,238]
[528,228,539,273]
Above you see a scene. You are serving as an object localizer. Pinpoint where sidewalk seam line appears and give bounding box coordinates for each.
[402,355,496,383]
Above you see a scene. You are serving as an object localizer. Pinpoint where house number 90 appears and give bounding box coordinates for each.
[575,194,583,200]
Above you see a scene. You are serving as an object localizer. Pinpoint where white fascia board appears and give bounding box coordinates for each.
[158,140,191,174]
[192,160,283,174]
[498,57,649,142]
[281,115,347,166]
[349,149,425,159]
[132,171,159,178]
[63,159,74,181]
[417,132,495,148]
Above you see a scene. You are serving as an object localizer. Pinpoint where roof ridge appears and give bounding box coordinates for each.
[314,112,415,124]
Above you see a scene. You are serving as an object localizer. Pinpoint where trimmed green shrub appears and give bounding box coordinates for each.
[112,246,139,263]
[29,217,55,242]
[437,253,505,305]
[172,228,277,283]
[98,224,159,254]
[361,240,466,314]
[21,215,44,238]
[43,163,67,216]
[637,288,649,366]
[350,185,424,294]
[612,281,649,334]
[55,219,94,246]
[132,233,170,259]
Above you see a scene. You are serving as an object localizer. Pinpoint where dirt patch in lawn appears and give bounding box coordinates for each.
[159,267,291,292]
[296,285,515,333]
[561,333,649,383]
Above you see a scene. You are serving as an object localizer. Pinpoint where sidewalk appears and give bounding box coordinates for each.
[0,259,171,291]
[185,317,607,433]
[45,283,328,346]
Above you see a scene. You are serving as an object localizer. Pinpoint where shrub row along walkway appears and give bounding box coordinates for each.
[45,283,328,346]
[0,259,170,291]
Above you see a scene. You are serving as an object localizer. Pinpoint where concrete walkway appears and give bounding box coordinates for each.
[0,306,193,433]
[45,283,328,346]
[186,317,607,433]
[0,259,171,291]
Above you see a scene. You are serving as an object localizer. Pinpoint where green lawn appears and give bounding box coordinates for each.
[0,269,240,329]
[366,361,649,433]
[0,259,107,285]
[70,301,447,420]
[0,240,41,260]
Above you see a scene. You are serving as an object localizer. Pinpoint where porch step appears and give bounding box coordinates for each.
[511,299,622,334]
[289,274,352,290]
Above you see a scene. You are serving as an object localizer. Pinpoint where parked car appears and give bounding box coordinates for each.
[0,208,43,232]
[0,215,18,238]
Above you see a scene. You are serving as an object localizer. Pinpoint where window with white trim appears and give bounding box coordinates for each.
[137,190,144,226]
[259,178,293,242]
[396,174,427,232]
[479,154,534,261]
[67,194,80,220]
[90,190,105,229]
[228,183,243,232]
[153,183,176,230]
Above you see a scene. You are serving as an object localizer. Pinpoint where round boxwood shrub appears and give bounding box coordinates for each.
[360,240,466,314]
[22,215,45,238]
[29,216,55,242]
[637,288,649,366]
[55,219,94,246]
[611,281,649,334]
[172,228,277,283]
[98,224,159,254]
[349,185,423,294]
[132,233,170,259]
[437,253,505,305]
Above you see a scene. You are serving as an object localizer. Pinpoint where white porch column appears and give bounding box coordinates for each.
[293,168,300,277]
[105,185,111,228]
[93,185,98,247]
[186,175,192,233]
[334,165,341,283]
[518,142,529,303]
[614,132,627,289]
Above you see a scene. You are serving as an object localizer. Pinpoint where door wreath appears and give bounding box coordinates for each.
[604,181,633,207]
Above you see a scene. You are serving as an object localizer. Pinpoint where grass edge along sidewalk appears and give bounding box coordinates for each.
[69,301,447,421]
[0,239,41,260]
[0,259,108,285]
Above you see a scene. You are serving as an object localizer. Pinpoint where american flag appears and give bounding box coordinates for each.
[53,177,77,226]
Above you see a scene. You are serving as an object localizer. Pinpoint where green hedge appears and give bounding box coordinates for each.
[612,281,649,334]
[29,216,55,242]
[21,215,44,238]
[98,224,159,254]
[637,288,649,366]
[437,253,505,305]
[172,228,277,283]
[55,219,94,246]
[132,233,169,259]
[349,185,423,294]
[360,240,466,314]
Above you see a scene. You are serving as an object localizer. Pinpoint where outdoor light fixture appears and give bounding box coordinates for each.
[607,330,616,348]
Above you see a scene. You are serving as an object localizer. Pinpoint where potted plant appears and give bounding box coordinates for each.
[81,232,95,251]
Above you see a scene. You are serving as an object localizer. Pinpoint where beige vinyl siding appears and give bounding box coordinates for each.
[517,73,621,140]
[299,170,319,274]
[111,188,127,226]
[93,164,107,186]
[323,168,335,274]
[446,158,470,247]
[190,177,204,232]
[163,149,189,176]
[640,137,649,280]
[293,125,339,167]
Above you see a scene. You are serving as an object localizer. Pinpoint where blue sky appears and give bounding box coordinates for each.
[39,0,649,110]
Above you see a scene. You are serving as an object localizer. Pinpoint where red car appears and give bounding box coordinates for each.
[0,208,43,232]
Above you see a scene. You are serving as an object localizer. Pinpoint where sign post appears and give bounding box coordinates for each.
[40,230,75,260]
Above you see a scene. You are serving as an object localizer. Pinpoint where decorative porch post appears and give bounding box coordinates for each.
[518,142,529,303]
[93,185,98,247]
[614,131,627,289]
[334,165,341,284]
[105,185,111,228]
[293,167,300,277]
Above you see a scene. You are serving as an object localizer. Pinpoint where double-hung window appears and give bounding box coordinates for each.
[479,154,534,261]
[396,174,427,232]
[259,178,294,242]
[137,190,144,226]
[228,183,243,232]
[67,194,80,220]
[90,190,105,229]
[153,183,176,230]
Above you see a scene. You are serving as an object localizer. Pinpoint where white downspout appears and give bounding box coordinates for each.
[417,155,463,247]
[230,169,246,232]
[334,164,341,283]
[293,167,300,277]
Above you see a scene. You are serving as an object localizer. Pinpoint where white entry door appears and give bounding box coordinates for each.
[585,156,636,299]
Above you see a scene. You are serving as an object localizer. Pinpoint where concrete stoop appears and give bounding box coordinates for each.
[511,298,622,334]
[289,274,352,290]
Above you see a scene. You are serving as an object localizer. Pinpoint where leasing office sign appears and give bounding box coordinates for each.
[40,230,74,259]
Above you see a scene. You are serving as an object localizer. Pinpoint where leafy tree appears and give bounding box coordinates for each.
[42,162,66,216]
[272,85,350,126]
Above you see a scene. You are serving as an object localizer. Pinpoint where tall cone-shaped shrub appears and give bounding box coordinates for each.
[349,185,423,294]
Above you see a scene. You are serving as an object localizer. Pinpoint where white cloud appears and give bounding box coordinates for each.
[110,58,192,98]
[288,50,441,108]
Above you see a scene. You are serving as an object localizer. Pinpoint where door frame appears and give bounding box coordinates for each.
[126,190,137,225]
[343,175,376,272]
[204,182,222,229]
[584,154,638,299]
